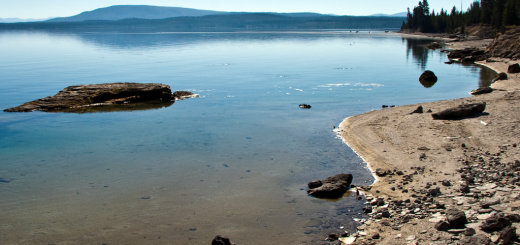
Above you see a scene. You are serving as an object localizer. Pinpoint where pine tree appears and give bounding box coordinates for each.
[492,0,506,28]
[481,0,496,24]
[502,0,520,26]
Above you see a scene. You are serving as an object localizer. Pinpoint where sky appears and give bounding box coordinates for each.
[1,0,479,19]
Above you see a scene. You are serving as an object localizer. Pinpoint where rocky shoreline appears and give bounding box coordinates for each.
[335,32,520,244]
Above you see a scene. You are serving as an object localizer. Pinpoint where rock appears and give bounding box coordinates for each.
[382,211,391,218]
[480,215,512,230]
[446,208,468,228]
[432,102,486,120]
[459,234,492,245]
[428,187,441,197]
[141,196,151,199]
[411,106,423,114]
[465,227,476,236]
[442,180,451,186]
[173,91,197,100]
[328,233,339,241]
[508,63,520,73]
[362,206,373,213]
[299,104,311,109]
[427,42,442,49]
[211,235,234,245]
[372,233,380,239]
[375,168,387,177]
[338,237,356,244]
[419,71,438,82]
[498,227,516,245]
[435,221,450,231]
[493,72,508,82]
[481,197,501,208]
[307,173,353,198]
[4,83,175,112]
[470,87,493,95]
[505,214,520,222]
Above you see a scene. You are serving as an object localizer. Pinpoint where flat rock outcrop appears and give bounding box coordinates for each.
[5,83,175,112]
[307,173,353,198]
[431,102,486,120]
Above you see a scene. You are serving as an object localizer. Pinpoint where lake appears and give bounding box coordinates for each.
[0,30,494,244]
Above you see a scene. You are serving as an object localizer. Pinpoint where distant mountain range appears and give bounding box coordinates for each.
[40,5,404,22]
[370,12,407,17]
[0,17,51,23]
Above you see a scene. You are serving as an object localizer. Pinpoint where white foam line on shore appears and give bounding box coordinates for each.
[333,126,379,186]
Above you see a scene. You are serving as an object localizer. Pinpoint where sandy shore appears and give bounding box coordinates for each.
[337,39,520,244]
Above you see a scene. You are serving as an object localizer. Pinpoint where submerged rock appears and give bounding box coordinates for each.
[419,71,438,83]
[173,91,198,100]
[307,173,353,198]
[432,102,486,120]
[4,83,175,112]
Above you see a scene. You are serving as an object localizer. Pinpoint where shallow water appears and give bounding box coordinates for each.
[0,31,494,244]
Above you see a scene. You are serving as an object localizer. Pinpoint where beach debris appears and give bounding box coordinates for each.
[431,102,486,120]
[447,48,487,63]
[470,87,493,95]
[411,106,423,114]
[299,104,311,109]
[211,235,235,245]
[338,237,356,244]
[307,173,353,198]
[507,63,520,73]
[493,72,508,82]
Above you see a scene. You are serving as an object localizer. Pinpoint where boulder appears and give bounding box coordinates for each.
[211,235,234,245]
[434,221,450,231]
[499,227,516,245]
[375,168,388,177]
[480,215,512,230]
[493,72,508,82]
[307,173,353,198]
[470,87,493,95]
[446,208,468,228]
[432,102,486,120]
[4,83,174,112]
[459,234,492,245]
[508,63,520,73]
[481,197,501,208]
[419,71,438,83]
[411,106,423,114]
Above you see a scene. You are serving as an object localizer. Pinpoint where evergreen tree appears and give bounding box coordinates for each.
[492,0,506,28]
[481,0,496,24]
[503,0,520,26]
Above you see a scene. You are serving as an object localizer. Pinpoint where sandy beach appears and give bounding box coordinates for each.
[337,38,520,244]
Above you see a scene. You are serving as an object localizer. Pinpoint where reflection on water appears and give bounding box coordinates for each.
[404,37,436,69]
[45,101,175,113]
[420,80,437,88]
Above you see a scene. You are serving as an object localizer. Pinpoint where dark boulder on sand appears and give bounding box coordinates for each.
[4,83,175,112]
[470,87,493,95]
[432,102,486,120]
[307,173,353,198]
[493,72,508,82]
[508,63,520,73]
[211,235,235,245]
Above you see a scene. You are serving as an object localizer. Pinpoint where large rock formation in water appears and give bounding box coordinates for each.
[307,173,353,198]
[4,83,193,112]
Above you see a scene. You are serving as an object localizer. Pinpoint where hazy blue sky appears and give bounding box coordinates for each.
[2,0,478,19]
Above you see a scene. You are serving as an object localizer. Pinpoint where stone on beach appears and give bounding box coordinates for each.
[508,63,520,73]
[446,208,468,228]
[307,173,353,198]
[470,87,493,95]
[493,72,508,82]
[431,102,486,120]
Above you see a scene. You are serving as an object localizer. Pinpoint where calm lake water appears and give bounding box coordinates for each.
[0,30,494,244]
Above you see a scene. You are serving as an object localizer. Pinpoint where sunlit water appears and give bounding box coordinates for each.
[0,31,494,244]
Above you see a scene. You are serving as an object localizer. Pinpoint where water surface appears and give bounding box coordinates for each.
[0,31,494,244]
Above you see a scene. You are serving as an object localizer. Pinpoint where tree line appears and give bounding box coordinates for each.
[402,0,520,33]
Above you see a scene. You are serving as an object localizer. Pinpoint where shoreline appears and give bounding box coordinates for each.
[337,37,520,244]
